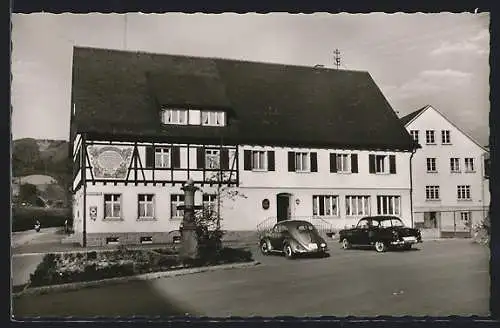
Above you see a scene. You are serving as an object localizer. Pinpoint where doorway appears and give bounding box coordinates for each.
[424,211,439,229]
[276,193,291,222]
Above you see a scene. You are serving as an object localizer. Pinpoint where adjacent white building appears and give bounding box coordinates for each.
[68,46,418,246]
[400,105,489,237]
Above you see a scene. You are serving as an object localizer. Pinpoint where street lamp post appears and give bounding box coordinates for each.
[179,178,200,260]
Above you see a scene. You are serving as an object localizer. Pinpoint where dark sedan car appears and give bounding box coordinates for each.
[338,216,422,253]
[259,220,329,258]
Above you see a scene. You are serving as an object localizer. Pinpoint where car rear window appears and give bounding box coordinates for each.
[297,224,314,231]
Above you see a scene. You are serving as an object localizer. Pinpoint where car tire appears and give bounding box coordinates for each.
[374,241,387,253]
[341,238,351,250]
[283,244,294,259]
[260,240,270,255]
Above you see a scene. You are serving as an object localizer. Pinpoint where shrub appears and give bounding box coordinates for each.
[29,253,58,287]
[12,206,71,232]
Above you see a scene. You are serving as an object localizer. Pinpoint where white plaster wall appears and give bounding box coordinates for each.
[406,106,489,219]
[72,188,84,233]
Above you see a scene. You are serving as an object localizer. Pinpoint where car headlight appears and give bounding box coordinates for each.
[320,243,326,248]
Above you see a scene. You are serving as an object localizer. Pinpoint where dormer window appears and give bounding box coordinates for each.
[161,108,188,125]
[201,111,225,126]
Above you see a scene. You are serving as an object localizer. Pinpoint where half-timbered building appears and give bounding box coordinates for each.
[69,46,418,246]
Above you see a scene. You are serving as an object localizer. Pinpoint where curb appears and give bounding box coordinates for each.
[12,261,261,298]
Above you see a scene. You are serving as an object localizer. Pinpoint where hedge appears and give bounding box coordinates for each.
[12,207,72,232]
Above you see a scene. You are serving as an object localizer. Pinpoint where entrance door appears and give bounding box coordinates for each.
[276,194,291,222]
[424,211,438,229]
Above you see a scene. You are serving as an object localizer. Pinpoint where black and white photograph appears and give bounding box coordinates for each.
[11,12,491,318]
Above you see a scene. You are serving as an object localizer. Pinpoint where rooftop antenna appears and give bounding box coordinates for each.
[333,49,341,69]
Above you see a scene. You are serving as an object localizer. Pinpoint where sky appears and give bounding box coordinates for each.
[11,13,490,146]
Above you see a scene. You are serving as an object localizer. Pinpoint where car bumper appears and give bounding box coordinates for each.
[390,239,422,246]
[294,246,328,253]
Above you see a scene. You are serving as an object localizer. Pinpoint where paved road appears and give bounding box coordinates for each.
[13,239,490,318]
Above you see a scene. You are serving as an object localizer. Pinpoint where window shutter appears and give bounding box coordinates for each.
[288,152,295,172]
[243,150,252,170]
[267,151,275,171]
[369,155,376,173]
[351,154,358,173]
[172,146,181,168]
[197,147,205,169]
[389,155,397,174]
[330,153,337,173]
[146,146,154,167]
[310,152,318,172]
[221,149,229,170]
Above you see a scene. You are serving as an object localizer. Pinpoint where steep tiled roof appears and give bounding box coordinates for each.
[399,105,429,126]
[71,47,417,151]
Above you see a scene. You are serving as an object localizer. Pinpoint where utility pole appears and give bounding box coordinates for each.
[333,49,341,69]
[123,14,128,50]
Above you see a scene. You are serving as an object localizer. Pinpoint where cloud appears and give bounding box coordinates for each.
[383,69,472,100]
[430,29,489,56]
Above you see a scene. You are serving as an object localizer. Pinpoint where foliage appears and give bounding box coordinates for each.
[12,206,72,232]
[18,183,40,204]
[472,214,490,245]
[27,246,253,288]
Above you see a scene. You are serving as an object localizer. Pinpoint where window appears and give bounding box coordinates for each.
[377,196,401,215]
[313,195,339,216]
[426,130,436,144]
[460,211,471,225]
[138,194,155,219]
[426,158,437,173]
[203,194,217,213]
[441,130,451,144]
[201,111,225,126]
[104,194,121,219]
[155,148,170,168]
[252,150,266,170]
[465,158,475,172]
[410,130,419,143]
[162,109,187,125]
[375,155,387,173]
[336,154,350,173]
[425,186,440,200]
[457,185,471,200]
[170,194,184,219]
[357,219,370,229]
[206,149,220,169]
[345,196,370,216]
[450,158,460,173]
[295,152,310,172]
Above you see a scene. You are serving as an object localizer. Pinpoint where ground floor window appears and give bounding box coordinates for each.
[170,194,184,219]
[345,196,370,216]
[104,194,121,219]
[460,211,472,227]
[313,195,339,216]
[376,195,401,215]
[138,194,155,219]
[203,194,217,214]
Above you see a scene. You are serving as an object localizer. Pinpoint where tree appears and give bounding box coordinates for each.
[19,183,39,205]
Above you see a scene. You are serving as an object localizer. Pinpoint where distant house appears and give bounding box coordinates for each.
[400,105,489,237]
[69,46,418,247]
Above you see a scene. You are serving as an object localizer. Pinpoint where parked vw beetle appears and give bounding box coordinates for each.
[259,220,329,258]
[338,216,422,253]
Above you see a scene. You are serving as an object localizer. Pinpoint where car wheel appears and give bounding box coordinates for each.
[374,241,387,253]
[260,240,270,255]
[341,238,351,250]
[283,244,294,259]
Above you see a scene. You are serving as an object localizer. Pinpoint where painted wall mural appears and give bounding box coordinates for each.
[87,146,134,179]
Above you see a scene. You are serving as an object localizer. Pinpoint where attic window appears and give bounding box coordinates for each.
[201,111,225,126]
[161,108,188,125]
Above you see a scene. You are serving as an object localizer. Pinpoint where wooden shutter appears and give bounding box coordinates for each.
[288,152,295,172]
[310,152,318,172]
[369,154,376,173]
[330,153,337,173]
[243,150,252,170]
[172,146,181,168]
[197,147,205,169]
[221,149,229,170]
[145,146,154,167]
[267,151,275,171]
[351,154,358,173]
[389,155,397,174]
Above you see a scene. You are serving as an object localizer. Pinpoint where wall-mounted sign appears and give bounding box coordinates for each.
[88,146,133,179]
[262,199,270,210]
[295,198,300,205]
[89,206,98,221]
